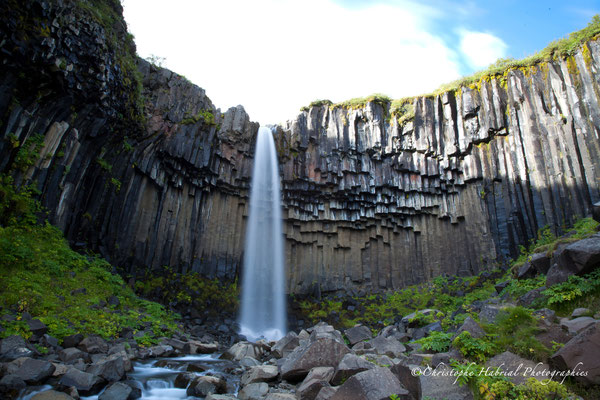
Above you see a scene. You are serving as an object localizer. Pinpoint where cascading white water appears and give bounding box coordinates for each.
[239,126,286,342]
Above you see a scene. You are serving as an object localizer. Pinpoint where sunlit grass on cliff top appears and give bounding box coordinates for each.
[303,15,600,113]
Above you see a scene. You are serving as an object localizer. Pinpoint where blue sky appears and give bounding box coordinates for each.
[124,0,599,124]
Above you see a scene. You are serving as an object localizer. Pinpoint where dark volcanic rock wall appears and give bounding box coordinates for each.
[1,0,600,294]
[276,46,600,293]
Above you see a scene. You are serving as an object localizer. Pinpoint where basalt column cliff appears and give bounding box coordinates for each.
[1,1,599,294]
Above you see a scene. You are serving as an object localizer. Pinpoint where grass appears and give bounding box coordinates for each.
[0,175,179,345]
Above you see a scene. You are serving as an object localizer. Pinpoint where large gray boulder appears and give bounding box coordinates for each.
[420,364,474,400]
[455,316,485,339]
[238,382,269,400]
[551,321,600,385]
[59,347,86,363]
[0,335,33,361]
[186,375,227,397]
[329,367,409,400]
[98,382,132,400]
[560,317,597,335]
[554,234,600,277]
[344,325,372,345]
[486,351,550,385]
[86,354,126,382]
[272,331,300,358]
[31,390,75,400]
[331,353,376,385]
[241,365,279,386]
[222,341,264,361]
[78,336,108,354]
[280,338,350,381]
[14,358,56,384]
[297,366,335,400]
[366,335,406,358]
[58,367,105,396]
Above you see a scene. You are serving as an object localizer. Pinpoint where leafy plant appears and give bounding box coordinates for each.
[543,269,600,306]
[415,331,454,352]
[452,331,498,362]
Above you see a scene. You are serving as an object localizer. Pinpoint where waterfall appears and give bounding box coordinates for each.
[239,126,286,342]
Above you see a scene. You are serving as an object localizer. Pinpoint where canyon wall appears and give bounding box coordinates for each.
[1,0,599,294]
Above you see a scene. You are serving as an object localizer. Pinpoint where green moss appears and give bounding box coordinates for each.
[300,99,333,111]
[181,109,216,126]
[334,93,392,109]
[0,175,179,343]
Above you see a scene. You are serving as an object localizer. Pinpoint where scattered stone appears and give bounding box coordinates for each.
[297,366,335,400]
[517,261,537,279]
[455,316,485,339]
[401,309,440,327]
[241,365,279,385]
[420,364,473,400]
[98,382,132,400]
[59,367,105,396]
[78,336,108,354]
[571,308,593,318]
[315,386,337,400]
[551,321,600,385]
[27,319,48,340]
[412,321,442,340]
[206,395,238,400]
[329,367,409,400]
[148,344,174,357]
[486,351,550,385]
[86,354,125,382]
[265,394,297,400]
[174,372,197,388]
[0,335,33,361]
[31,390,75,400]
[185,340,218,354]
[238,382,269,400]
[344,325,372,346]
[14,358,56,384]
[0,374,26,392]
[59,347,86,363]
[389,363,422,399]
[331,353,376,385]
[240,357,261,367]
[280,338,350,381]
[222,341,264,361]
[530,252,552,275]
[366,335,406,358]
[272,331,300,358]
[431,348,464,367]
[478,304,512,324]
[186,375,227,397]
[555,234,600,276]
[545,263,572,286]
[495,281,509,294]
[518,288,547,307]
[560,317,597,335]
[62,334,84,348]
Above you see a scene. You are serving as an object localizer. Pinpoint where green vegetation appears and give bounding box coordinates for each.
[335,93,392,109]
[300,99,333,111]
[134,266,238,316]
[415,330,454,352]
[0,175,180,345]
[181,109,216,126]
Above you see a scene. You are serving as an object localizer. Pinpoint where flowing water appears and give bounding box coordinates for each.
[19,354,239,400]
[239,126,287,342]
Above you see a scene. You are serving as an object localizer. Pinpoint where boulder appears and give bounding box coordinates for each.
[62,334,84,348]
[315,386,337,400]
[411,321,442,340]
[344,325,372,346]
[98,382,132,400]
[366,335,406,358]
[184,340,218,354]
[420,364,473,400]
[264,394,297,400]
[297,366,334,400]
[0,335,33,361]
[280,338,350,381]
[478,304,512,324]
[272,331,300,358]
[401,309,440,327]
[430,348,464,367]
[148,344,174,357]
[222,341,264,361]
[571,308,593,318]
[551,321,600,385]
[206,395,238,400]
[495,281,509,294]
[555,234,600,276]
[241,365,279,386]
[186,375,227,397]
[389,363,422,399]
[518,288,547,307]
[530,252,552,275]
[309,326,344,344]
[0,374,26,392]
[238,382,269,400]
[86,354,126,382]
[78,336,108,354]
[329,367,409,400]
[14,358,56,384]
[517,261,537,280]
[59,367,105,396]
[331,353,376,385]
[560,317,597,335]
[31,390,75,400]
[455,316,485,339]
[174,372,197,388]
[59,347,86,363]
[27,319,48,340]
[486,351,550,385]
[546,263,572,286]
[593,201,600,223]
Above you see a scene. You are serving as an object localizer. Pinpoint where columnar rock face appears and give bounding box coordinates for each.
[1,0,600,294]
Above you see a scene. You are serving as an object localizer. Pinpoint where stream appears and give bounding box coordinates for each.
[19,353,241,400]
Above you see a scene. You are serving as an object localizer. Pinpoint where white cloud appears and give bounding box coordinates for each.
[123,0,463,125]
[458,29,508,70]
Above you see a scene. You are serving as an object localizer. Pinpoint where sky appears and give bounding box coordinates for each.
[122,0,599,125]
